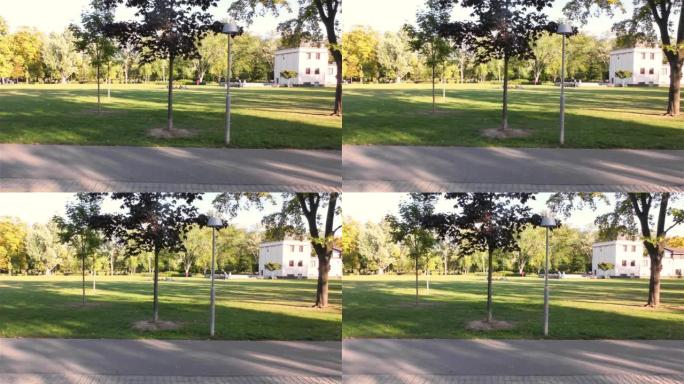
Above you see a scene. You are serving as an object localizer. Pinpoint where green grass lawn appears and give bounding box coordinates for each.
[343,83,684,149]
[343,274,684,339]
[0,275,341,340]
[0,84,341,149]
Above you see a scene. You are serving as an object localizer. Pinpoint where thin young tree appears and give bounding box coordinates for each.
[104,0,218,131]
[439,0,554,130]
[92,193,204,323]
[426,193,538,322]
[70,0,117,114]
[404,0,453,113]
[54,193,105,306]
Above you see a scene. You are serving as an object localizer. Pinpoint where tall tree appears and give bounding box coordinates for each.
[70,0,118,113]
[229,0,343,116]
[10,28,43,83]
[549,193,684,307]
[426,193,537,322]
[342,26,379,83]
[42,28,80,84]
[404,0,453,113]
[104,0,218,130]
[216,193,340,307]
[93,193,204,322]
[357,220,396,274]
[0,218,27,276]
[25,222,65,275]
[54,193,105,305]
[564,0,683,115]
[0,16,12,83]
[377,30,414,83]
[439,0,554,129]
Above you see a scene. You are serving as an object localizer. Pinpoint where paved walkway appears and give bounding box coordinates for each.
[0,339,341,383]
[343,146,684,192]
[0,144,341,192]
[343,339,684,383]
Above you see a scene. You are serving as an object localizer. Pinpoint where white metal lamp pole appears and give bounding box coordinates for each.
[207,216,223,337]
[557,23,573,146]
[222,22,240,147]
[540,215,556,337]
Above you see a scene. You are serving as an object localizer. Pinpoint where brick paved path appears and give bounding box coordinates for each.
[343,375,684,384]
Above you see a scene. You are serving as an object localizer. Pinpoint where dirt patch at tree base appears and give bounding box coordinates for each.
[466,319,515,331]
[147,128,197,139]
[132,320,184,332]
[481,128,532,139]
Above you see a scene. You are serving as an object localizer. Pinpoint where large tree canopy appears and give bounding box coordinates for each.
[564,0,683,115]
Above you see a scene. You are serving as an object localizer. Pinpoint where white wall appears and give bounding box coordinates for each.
[592,240,646,277]
[609,48,683,86]
[274,47,336,86]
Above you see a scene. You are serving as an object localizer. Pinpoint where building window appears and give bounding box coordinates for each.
[307,53,311,60]
[290,245,295,252]
[315,68,320,75]
[622,260,627,266]
[297,260,303,267]
[623,245,628,252]
[649,68,654,75]
[650,53,655,60]
[643,259,649,266]
[630,260,636,267]
[289,260,294,267]
[641,52,646,59]
[305,68,311,75]
[299,245,304,252]
[316,53,321,60]
[632,245,636,252]
[640,68,646,74]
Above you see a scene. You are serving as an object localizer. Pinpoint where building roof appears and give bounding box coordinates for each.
[260,239,310,247]
[665,247,684,255]
[610,47,662,55]
[592,239,642,247]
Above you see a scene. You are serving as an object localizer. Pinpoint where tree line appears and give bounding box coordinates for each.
[0,215,262,277]
[0,15,279,85]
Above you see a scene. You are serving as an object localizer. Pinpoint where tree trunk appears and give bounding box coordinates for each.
[153,248,160,322]
[486,247,494,322]
[501,53,510,130]
[314,256,330,308]
[415,251,419,306]
[666,59,681,116]
[432,60,436,113]
[646,247,663,307]
[333,50,343,116]
[166,54,174,131]
[97,64,101,113]
[92,253,96,291]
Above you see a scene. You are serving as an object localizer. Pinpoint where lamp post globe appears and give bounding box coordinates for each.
[207,216,223,337]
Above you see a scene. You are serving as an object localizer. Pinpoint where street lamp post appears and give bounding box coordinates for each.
[222,22,241,146]
[540,215,557,337]
[207,216,223,337]
[556,23,573,145]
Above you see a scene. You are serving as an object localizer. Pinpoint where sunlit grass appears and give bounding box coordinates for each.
[0,275,341,340]
[343,83,684,149]
[0,83,341,149]
[342,274,684,339]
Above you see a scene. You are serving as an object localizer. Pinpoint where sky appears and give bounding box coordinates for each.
[1,0,628,37]
[344,193,684,237]
[343,0,628,37]
[0,193,278,229]
[0,0,282,36]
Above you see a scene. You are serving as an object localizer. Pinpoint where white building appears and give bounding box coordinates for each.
[274,45,337,86]
[609,47,683,86]
[258,239,343,279]
[591,240,684,278]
